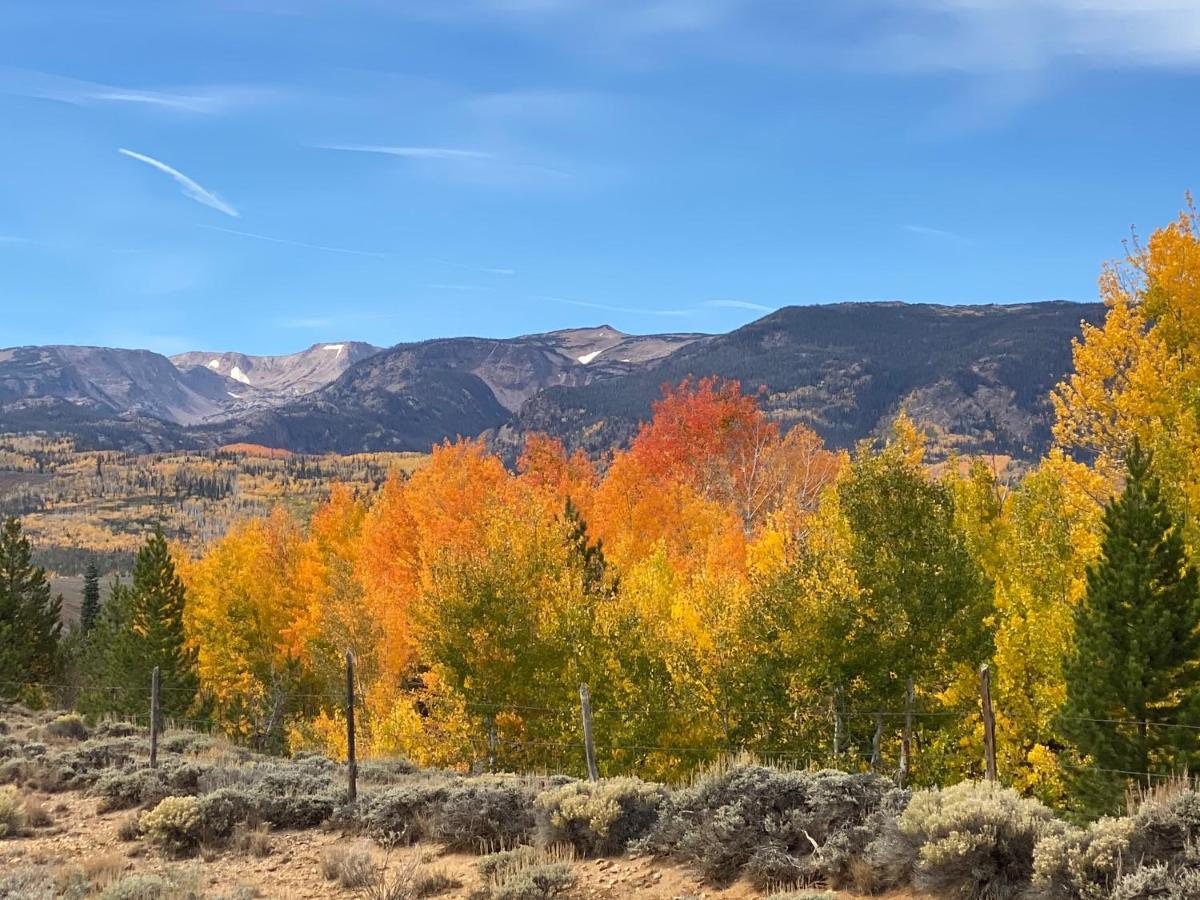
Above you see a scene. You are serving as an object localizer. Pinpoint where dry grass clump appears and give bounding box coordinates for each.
[23,794,53,828]
[56,851,129,894]
[118,811,142,841]
[320,845,464,900]
[230,821,272,858]
[321,842,378,889]
[478,845,576,900]
[366,854,463,900]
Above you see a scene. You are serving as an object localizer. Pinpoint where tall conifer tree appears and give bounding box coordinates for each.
[80,532,197,720]
[0,517,62,699]
[1061,440,1200,813]
[80,562,102,635]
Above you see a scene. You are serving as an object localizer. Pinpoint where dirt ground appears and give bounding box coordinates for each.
[0,784,930,899]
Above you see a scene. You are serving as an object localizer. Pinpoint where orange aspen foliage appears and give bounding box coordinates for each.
[517,433,598,517]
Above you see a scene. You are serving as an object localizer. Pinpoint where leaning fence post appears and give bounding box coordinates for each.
[345,651,357,802]
[981,663,998,782]
[898,676,914,787]
[149,666,161,769]
[579,683,599,781]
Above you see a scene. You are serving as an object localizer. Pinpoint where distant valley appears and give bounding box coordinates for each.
[0,301,1105,460]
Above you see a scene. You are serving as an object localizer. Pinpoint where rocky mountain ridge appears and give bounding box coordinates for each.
[0,302,1106,459]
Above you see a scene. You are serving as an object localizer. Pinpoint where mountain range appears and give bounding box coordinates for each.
[0,301,1106,459]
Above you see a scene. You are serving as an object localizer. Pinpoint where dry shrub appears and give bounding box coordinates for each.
[139,795,204,856]
[0,864,57,898]
[0,783,27,837]
[44,714,89,742]
[354,778,454,845]
[435,777,539,852]
[642,764,902,889]
[98,872,193,900]
[1107,862,1200,899]
[1031,778,1200,899]
[195,758,337,829]
[535,777,666,857]
[883,780,1064,900]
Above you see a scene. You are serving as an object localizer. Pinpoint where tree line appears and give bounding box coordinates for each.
[5,204,1200,818]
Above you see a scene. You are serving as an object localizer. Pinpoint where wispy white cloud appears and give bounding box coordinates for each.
[866,1,1200,76]
[118,149,240,218]
[318,142,573,184]
[903,224,975,245]
[0,66,278,114]
[278,316,335,329]
[543,294,775,319]
[704,299,774,312]
[427,283,491,291]
[434,259,517,276]
[542,295,694,317]
[198,224,385,256]
[318,144,496,161]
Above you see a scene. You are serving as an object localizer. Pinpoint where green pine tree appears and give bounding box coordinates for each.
[564,497,612,598]
[1060,440,1200,815]
[80,562,102,635]
[79,532,197,722]
[0,517,63,701]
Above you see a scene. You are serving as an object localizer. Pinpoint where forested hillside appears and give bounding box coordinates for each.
[0,435,426,576]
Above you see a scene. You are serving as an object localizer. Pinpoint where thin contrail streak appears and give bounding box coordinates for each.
[118,148,239,217]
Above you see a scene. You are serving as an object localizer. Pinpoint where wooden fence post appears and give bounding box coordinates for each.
[149,666,161,769]
[579,683,599,782]
[898,676,914,787]
[870,713,883,770]
[487,720,497,773]
[981,663,998,783]
[345,651,357,802]
[832,687,844,760]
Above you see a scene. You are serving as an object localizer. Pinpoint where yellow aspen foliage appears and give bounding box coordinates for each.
[950,452,1105,801]
[1053,203,1200,549]
[178,508,309,749]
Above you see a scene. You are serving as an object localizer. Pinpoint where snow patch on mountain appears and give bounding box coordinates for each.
[577,350,603,365]
[229,366,251,385]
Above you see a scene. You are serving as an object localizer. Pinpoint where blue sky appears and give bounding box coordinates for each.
[1,1,1198,355]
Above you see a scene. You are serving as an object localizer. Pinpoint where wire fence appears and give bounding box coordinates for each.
[3,668,1194,795]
